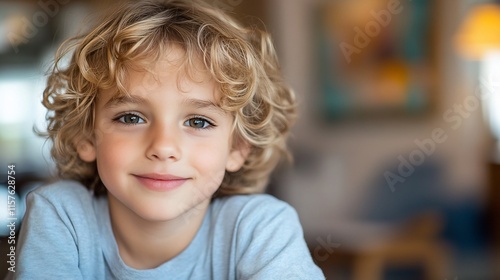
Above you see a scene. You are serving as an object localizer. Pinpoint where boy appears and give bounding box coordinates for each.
[11,0,325,279]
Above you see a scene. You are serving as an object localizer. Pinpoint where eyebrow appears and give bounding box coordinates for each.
[183,98,225,115]
[104,94,225,115]
[104,95,148,108]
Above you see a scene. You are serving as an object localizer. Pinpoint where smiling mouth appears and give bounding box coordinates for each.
[134,174,188,191]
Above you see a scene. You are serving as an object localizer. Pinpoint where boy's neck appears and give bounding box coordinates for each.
[107,194,209,270]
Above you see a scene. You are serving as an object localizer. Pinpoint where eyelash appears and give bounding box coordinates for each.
[113,112,145,125]
[185,115,215,130]
[112,113,215,130]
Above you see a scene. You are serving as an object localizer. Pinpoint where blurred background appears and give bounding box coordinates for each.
[1,0,500,279]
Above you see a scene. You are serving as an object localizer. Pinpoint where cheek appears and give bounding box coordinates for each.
[189,141,229,186]
[190,139,230,167]
[94,133,136,179]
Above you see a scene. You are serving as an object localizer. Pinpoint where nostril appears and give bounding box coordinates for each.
[145,126,182,161]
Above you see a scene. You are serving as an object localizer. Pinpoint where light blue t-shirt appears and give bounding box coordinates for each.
[9,180,324,279]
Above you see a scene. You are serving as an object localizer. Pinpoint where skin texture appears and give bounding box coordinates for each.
[76,47,248,269]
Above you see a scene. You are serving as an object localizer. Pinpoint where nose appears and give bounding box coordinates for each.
[145,123,181,162]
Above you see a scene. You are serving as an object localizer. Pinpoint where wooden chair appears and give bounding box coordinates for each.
[351,213,450,280]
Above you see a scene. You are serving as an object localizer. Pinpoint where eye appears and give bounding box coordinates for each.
[184,117,214,129]
[115,113,145,125]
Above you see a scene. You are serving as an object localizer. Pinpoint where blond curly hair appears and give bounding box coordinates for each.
[42,0,295,196]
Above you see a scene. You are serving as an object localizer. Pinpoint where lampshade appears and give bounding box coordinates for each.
[454,4,500,60]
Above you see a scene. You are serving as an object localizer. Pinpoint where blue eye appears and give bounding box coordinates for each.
[115,113,145,124]
[184,117,213,129]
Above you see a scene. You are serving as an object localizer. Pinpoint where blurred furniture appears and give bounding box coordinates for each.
[311,213,450,279]
[351,213,449,280]
[347,161,451,279]
[305,159,451,279]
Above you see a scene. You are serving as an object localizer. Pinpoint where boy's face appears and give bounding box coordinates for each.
[77,47,247,223]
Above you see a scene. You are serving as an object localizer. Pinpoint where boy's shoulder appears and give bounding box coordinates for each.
[28,180,93,206]
[31,179,90,195]
[214,193,287,209]
[211,193,298,224]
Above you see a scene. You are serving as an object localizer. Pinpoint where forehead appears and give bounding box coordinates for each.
[104,45,221,103]
[131,45,210,87]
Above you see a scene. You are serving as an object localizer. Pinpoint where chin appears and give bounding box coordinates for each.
[135,208,184,222]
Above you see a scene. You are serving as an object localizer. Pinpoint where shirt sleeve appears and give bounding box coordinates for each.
[235,197,325,280]
[11,188,85,279]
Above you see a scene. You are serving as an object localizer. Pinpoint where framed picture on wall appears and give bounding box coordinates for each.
[316,0,437,120]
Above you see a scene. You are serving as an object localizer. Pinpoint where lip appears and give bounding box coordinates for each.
[134,173,188,192]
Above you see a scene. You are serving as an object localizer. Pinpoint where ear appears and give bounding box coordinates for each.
[226,141,250,172]
[76,139,96,162]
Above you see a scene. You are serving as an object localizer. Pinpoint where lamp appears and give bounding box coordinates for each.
[454,3,500,60]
